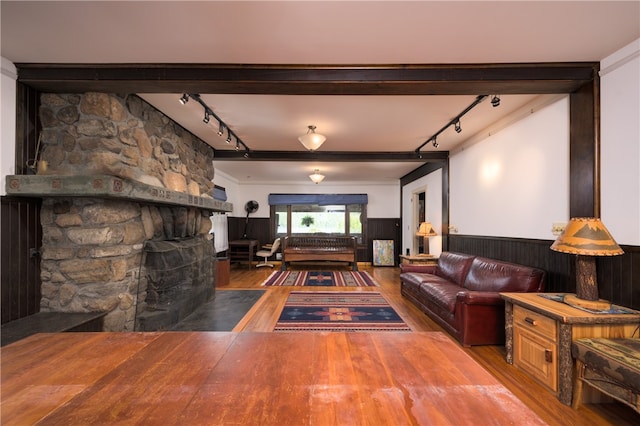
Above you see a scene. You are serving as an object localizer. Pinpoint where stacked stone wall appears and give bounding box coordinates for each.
[36,92,216,331]
[39,93,215,196]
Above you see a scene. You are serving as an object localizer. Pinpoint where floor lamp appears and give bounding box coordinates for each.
[550,217,623,311]
[416,222,437,255]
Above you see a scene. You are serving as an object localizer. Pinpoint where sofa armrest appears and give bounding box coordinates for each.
[399,264,437,274]
[456,291,504,305]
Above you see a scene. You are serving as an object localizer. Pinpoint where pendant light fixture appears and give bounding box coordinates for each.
[309,169,325,184]
[298,125,326,151]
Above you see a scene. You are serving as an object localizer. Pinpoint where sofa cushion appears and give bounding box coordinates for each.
[400,264,437,275]
[463,257,545,292]
[435,252,476,285]
[399,272,431,289]
[418,279,461,313]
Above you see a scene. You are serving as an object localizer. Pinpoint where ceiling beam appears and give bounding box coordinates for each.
[15,63,597,95]
[213,150,449,162]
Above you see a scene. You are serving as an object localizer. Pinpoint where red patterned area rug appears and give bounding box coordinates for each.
[261,270,378,287]
[274,291,411,332]
[261,271,378,287]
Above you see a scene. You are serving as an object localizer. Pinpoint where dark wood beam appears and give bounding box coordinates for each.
[13,61,601,223]
[213,150,448,162]
[15,63,597,95]
[570,79,600,218]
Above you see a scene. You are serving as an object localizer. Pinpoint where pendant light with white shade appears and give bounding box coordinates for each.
[298,125,326,151]
[309,169,325,184]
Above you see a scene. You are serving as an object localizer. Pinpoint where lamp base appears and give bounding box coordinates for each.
[564,294,611,311]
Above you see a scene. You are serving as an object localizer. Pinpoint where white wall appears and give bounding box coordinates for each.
[213,165,400,219]
[401,168,442,256]
[1,58,17,196]
[211,168,241,215]
[450,96,570,240]
[600,38,640,246]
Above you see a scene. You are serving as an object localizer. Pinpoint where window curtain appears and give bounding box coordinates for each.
[268,194,368,205]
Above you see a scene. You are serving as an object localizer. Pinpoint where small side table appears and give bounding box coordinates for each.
[500,292,640,406]
[399,254,438,265]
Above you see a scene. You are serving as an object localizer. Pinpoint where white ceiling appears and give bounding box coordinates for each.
[2,1,639,183]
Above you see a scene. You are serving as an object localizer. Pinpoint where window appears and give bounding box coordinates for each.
[269,194,367,244]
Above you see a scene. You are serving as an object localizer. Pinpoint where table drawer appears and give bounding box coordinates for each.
[514,305,557,342]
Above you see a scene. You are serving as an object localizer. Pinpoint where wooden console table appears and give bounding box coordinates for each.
[229,239,259,269]
[399,254,438,265]
[501,292,640,406]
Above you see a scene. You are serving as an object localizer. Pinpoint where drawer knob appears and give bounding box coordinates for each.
[524,317,538,326]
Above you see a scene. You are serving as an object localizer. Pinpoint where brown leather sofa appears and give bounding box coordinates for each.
[400,252,545,346]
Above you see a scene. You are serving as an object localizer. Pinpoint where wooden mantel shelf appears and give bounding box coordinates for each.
[5,174,233,212]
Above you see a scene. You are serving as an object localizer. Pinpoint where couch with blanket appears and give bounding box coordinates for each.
[400,252,545,346]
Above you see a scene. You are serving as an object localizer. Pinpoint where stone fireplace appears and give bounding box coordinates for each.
[6,93,231,331]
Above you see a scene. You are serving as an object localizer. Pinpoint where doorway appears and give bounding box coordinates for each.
[412,190,426,254]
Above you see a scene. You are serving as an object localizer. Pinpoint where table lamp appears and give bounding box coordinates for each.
[416,222,437,255]
[550,217,623,310]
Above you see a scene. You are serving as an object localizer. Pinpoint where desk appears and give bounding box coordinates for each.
[501,292,640,405]
[229,239,259,269]
[399,254,438,265]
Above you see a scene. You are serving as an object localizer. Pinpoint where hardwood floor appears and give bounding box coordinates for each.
[223,262,639,425]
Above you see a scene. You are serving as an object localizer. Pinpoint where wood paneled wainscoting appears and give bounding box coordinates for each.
[0,196,42,324]
[449,235,640,310]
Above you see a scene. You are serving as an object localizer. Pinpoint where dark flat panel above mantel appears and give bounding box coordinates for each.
[5,175,232,212]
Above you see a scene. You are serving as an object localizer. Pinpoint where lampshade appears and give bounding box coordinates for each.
[299,125,326,151]
[309,169,325,184]
[550,217,623,310]
[550,217,623,256]
[416,222,437,237]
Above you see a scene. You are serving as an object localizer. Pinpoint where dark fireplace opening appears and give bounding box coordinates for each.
[136,237,214,331]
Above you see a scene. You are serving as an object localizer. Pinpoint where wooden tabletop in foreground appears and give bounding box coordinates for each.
[1,331,544,425]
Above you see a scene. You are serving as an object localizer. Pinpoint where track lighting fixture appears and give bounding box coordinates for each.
[416,95,487,151]
[491,95,501,107]
[178,93,251,154]
[298,125,326,151]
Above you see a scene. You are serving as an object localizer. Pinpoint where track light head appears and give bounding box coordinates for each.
[179,93,189,105]
[491,95,501,107]
[203,110,210,124]
[235,140,240,150]
[226,133,232,144]
[432,138,439,148]
[454,119,462,133]
[217,123,224,137]
[243,152,249,158]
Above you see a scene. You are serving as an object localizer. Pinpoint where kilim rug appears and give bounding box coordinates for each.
[260,270,378,287]
[274,291,411,332]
